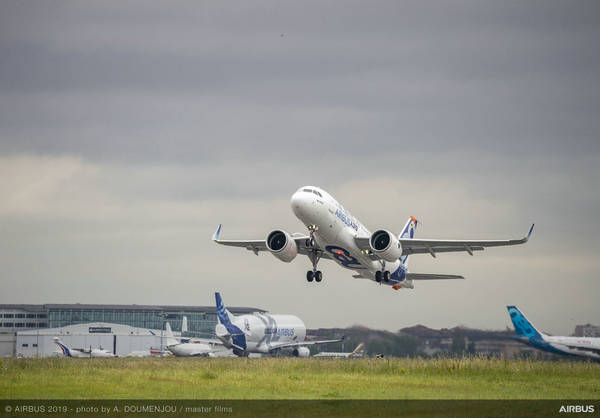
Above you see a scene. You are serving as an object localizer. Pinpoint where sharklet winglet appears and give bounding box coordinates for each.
[213,224,222,241]
[527,223,535,240]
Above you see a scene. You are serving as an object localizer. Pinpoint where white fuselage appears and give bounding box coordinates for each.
[290,187,406,285]
[167,342,232,357]
[217,313,306,354]
[540,335,600,360]
[55,343,115,358]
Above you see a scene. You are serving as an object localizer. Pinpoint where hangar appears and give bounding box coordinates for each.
[16,322,163,357]
[0,303,265,357]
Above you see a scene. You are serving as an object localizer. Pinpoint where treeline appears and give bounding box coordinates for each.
[308,326,421,357]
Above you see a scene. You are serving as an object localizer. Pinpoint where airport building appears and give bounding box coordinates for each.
[574,324,600,338]
[0,303,265,357]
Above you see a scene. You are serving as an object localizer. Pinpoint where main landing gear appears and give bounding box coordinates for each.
[306,270,323,282]
[306,224,323,283]
[375,270,391,283]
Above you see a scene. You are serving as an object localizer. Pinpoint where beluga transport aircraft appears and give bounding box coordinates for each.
[215,292,341,357]
[213,186,534,290]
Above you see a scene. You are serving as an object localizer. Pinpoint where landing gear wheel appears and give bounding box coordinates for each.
[375,271,382,283]
[383,271,391,282]
[315,271,323,282]
[306,271,314,282]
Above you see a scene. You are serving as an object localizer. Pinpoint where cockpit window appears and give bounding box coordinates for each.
[314,191,322,197]
[302,188,313,193]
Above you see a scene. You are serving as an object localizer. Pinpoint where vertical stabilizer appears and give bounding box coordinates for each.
[215,292,237,326]
[164,322,179,347]
[53,337,72,357]
[351,343,365,356]
[215,292,246,352]
[182,316,188,334]
[399,216,418,266]
[507,306,545,341]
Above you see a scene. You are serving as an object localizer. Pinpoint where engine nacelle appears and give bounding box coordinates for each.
[265,230,298,263]
[369,229,402,262]
[292,347,310,357]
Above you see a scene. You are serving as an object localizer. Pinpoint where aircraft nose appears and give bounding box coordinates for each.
[291,191,310,217]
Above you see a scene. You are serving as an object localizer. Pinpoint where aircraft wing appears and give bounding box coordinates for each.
[405,273,464,280]
[212,225,332,260]
[355,224,534,258]
[267,337,344,352]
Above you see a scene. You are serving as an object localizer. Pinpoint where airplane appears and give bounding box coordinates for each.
[126,348,171,357]
[507,306,600,360]
[313,342,365,358]
[162,322,233,357]
[213,185,534,289]
[215,292,342,356]
[53,337,116,358]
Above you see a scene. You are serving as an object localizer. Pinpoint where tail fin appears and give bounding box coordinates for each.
[53,337,72,357]
[164,322,179,347]
[215,292,237,327]
[181,316,188,334]
[215,292,247,352]
[399,216,418,266]
[507,306,545,341]
[351,343,365,356]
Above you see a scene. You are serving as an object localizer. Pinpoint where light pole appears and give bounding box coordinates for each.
[158,312,166,354]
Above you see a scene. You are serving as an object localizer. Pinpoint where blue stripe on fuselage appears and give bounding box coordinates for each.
[388,263,407,284]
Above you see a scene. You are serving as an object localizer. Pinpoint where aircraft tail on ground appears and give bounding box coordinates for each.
[507,306,545,341]
[215,292,237,326]
[53,337,72,357]
[164,322,180,347]
[399,216,418,266]
[350,343,365,356]
[182,316,188,334]
[215,292,247,352]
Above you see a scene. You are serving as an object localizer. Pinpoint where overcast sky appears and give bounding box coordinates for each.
[1,1,599,335]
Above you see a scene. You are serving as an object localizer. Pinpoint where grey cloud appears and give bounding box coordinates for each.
[1,1,599,162]
[1,1,599,334]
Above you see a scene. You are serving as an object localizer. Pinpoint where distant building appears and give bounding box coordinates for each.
[574,324,600,338]
[16,322,163,358]
[0,303,265,357]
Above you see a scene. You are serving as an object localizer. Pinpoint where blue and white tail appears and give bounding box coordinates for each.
[53,337,72,357]
[215,292,246,352]
[507,306,545,341]
[215,292,237,327]
[399,216,418,266]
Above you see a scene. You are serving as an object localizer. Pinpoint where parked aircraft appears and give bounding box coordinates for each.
[507,306,600,360]
[53,337,115,358]
[163,322,233,357]
[214,186,533,289]
[313,342,365,358]
[126,348,171,357]
[215,292,342,356]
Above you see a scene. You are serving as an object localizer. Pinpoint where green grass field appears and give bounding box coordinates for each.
[1,357,598,399]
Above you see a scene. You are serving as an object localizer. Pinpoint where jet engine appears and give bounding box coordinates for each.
[292,347,310,357]
[266,230,298,262]
[369,229,402,262]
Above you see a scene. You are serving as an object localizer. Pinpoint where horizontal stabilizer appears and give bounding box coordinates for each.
[405,273,464,280]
